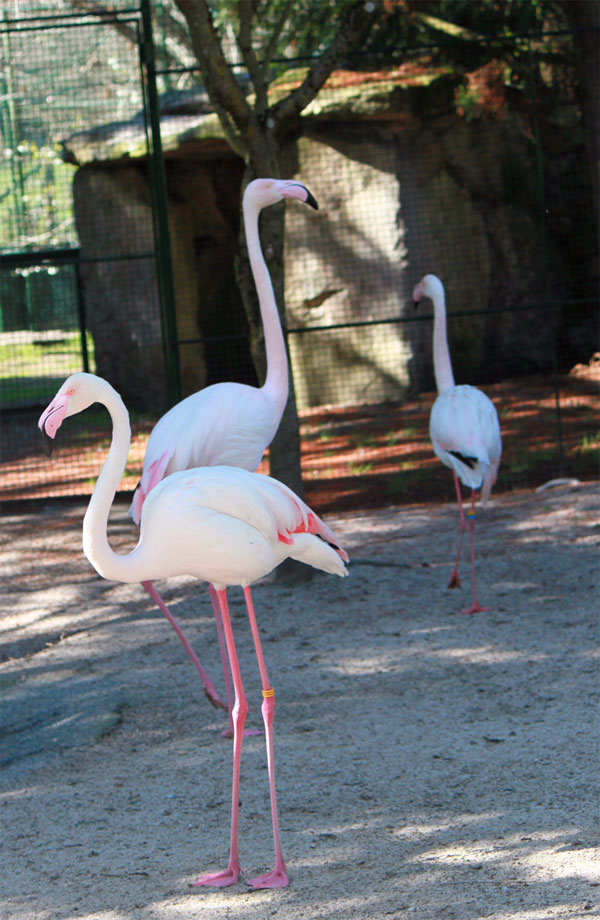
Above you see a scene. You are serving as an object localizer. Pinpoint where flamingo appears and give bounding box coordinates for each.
[38,372,348,890]
[413,274,502,614]
[130,178,318,729]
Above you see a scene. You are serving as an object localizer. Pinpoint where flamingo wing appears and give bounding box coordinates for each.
[139,466,348,585]
[130,383,280,522]
[430,385,501,491]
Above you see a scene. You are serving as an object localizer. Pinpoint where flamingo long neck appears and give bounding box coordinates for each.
[431,286,455,393]
[245,197,289,411]
[82,386,136,583]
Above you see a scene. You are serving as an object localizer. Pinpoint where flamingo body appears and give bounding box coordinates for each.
[130,178,318,525]
[124,465,348,588]
[126,177,318,727]
[39,371,348,890]
[430,384,501,500]
[131,381,280,523]
[413,273,501,613]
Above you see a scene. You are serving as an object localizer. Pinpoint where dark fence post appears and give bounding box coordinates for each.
[75,253,89,374]
[527,37,565,473]
[139,0,181,409]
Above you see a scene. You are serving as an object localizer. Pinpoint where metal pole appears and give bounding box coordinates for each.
[139,0,181,408]
[74,253,89,373]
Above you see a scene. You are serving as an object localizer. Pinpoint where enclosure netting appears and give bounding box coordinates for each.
[1,3,598,510]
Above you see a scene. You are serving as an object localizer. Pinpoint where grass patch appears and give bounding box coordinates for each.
[0,331,95,408]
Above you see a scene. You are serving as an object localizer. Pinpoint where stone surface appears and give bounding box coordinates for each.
[284,135,412,407]
[66,69,596,409]
[73,165,167,412]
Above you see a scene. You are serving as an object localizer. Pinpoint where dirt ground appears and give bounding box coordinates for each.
[3,363,598,512]
[1,478,598,920]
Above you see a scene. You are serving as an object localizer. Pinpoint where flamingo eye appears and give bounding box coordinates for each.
[67,388,75,395]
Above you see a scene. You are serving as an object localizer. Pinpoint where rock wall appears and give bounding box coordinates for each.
[73,155,246,411]
[283,135,413,407]
[68,71,596,412]
[285,108,568,404]
[73,165,166,412]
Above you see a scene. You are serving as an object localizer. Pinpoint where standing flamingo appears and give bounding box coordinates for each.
[413,274,502,614]
[130,178,318,727]
[39,372,348,889]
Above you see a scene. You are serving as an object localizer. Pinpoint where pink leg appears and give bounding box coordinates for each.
[461,491,488,615]
[210,586,262,739]
[448,472,466,589]
[242,586,289,890]
[194,589,246,888]
[209,585,234,734]
[141,581,226,710]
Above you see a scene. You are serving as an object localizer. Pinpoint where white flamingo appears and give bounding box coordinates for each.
[413,274,502,614]
[39,371,348,890]
[130,178,318,728]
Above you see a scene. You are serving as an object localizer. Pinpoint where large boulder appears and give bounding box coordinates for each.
[73,164,166,412]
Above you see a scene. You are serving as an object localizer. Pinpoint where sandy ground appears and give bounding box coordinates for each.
[1,481,599,920]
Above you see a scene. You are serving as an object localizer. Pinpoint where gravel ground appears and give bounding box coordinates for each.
[1,481,598,920]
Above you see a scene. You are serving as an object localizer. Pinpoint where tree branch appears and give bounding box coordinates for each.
[236,0,268,112]
[261,0,294,72]
[173,0,256,152]
[270,0,381,129]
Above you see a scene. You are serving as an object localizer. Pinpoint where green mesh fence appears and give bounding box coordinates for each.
[1,4,598,510]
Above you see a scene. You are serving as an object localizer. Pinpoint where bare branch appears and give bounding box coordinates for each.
[261,0,294,71]
[173,0,256,150]
[270,0,381,129]
[236,1,268,112]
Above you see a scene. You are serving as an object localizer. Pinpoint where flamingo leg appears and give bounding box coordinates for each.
[140,581,226,710]
[448,472,466,589]
[210,585,263,739]
[194,589,246,888]
[242,586,289,890]
[209,585,234,734]
[461,491,488,615]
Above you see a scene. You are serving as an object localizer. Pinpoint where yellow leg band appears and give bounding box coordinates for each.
[262,687,275,698]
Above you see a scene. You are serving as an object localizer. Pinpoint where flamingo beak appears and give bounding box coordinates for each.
[282,183,319,211]
[38,394,70,457]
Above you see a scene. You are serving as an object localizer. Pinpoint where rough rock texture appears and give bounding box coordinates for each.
[73,165,166,412]
[65,68,597,409]
[283,135,412,407]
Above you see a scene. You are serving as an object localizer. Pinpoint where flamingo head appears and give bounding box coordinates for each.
[413,273,445,307]
[38,372,100,456]
[243,178,318,211]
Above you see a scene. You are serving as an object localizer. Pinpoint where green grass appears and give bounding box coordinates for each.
[348,462,374,475]
[0,332,94,408]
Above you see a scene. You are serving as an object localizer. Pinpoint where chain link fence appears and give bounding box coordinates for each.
[1,4,598,510]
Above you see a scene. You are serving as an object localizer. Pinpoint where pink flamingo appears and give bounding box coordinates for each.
[130,178,318,728]
[39,372,348,890]
[413,274,502,614]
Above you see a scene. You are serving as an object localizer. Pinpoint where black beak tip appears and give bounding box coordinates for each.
[306,190,319,211]
[413,299,420,312]
[40,426,54,458]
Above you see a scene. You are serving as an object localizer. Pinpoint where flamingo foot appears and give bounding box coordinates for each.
[221,726,264,738]
[247,866,289,890]
[203,684,228,712]
[461,601,488,615]
[193,864,241,888]
[447,569,461,589]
